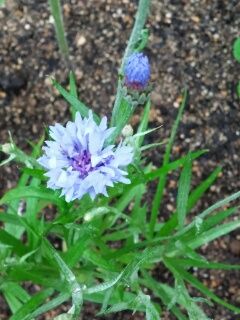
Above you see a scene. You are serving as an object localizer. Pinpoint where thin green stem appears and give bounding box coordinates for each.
[148,89,188,238]
[111,0,150,127]
[49,0,69,60]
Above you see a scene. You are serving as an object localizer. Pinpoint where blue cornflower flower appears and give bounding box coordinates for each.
[38,112,133,202]
[124,52,150,90]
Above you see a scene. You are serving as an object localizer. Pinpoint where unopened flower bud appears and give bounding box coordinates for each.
[122,124,134,137]
[124,52,150,90]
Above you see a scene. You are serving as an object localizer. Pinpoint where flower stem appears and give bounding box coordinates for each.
[49,0,69,61]
[111,0,150,128]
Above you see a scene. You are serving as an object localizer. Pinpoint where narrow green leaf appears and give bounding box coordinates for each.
[177,154,192,229]
[136,99,151,148]
[0,229,28,256]
[173,190,240,239]
[2,283,30,313]
[233,38,240,62]
[138,292,160,320]
[22,168,45,180]
[49,0,69,59]
[169,262,240,314]
[108,98,134,143]
[140,141,165,152]
[52,79,99,123]
[85,272,123,294]
[98,287,114,315]
[0,186,66,209]
[144,150,206,183]
[69,71,78,119]
[10,288,54,320]
[109,150,207,199]
[0,213,23,226]
[141,271,188,320]
[63,232,91,268]
[8,266,64,291]
[2,283,30,303]
[3,291,22,313]
[69,71,78,99]
[43,239,83,317]
[29,292,70,320]
[188,220,240,250]
[25,177,41,247]
[179,207,237,243]
[167,257,240,271]
[84,291,145,312]
[187,167,222,210]
[237,81,240,97]
[148,90,188,237]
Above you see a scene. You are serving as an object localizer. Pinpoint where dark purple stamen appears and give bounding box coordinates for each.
[71,151,114,178]
[71,150,92,178]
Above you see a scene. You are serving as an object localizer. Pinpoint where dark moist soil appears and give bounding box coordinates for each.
[0,0,240,319]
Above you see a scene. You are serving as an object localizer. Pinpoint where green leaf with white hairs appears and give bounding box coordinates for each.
[141,271,188,320]
[169,262,240,314]
[85,272,123,294]
[187,220,240,250]
[0,136,38,168]
[43,239,83,317]
[177,207,237,244]
[163,259,211,320]
[137,291,161,320]
[174,190,240,239]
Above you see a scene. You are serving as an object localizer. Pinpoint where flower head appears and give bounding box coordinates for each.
[124,52,150,90]
[38,112,133,202]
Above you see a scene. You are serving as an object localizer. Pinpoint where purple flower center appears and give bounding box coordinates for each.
[71,150,93,178]
[71,151,114,178]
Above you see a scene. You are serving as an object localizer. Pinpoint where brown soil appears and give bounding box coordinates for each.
[0,0,240,319]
